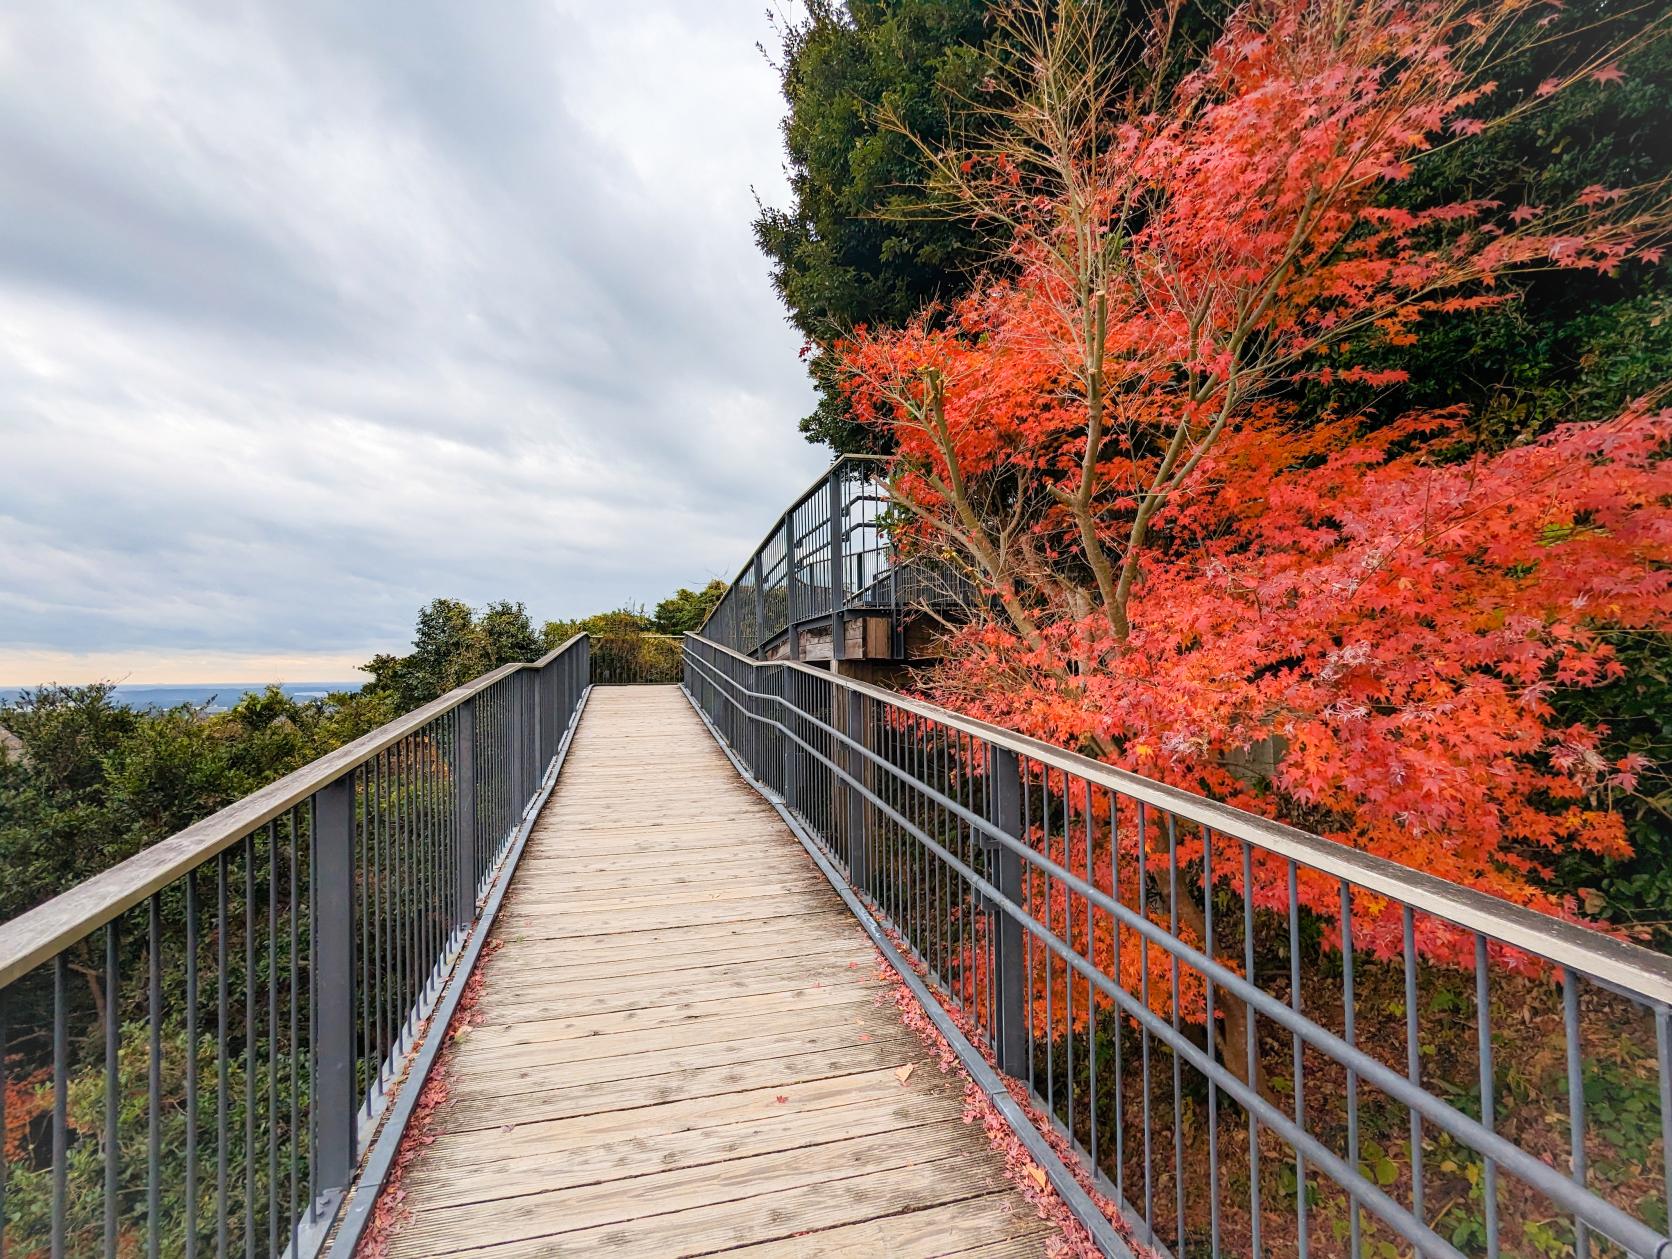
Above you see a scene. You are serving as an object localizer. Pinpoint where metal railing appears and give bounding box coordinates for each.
[700,455,972,660]
[682,633,1672,1259]
[587,632,682,685]
[701,456,888,657]
[0,634,590,1259]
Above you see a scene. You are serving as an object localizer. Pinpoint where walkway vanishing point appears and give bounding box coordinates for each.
[381,686,1049,1257]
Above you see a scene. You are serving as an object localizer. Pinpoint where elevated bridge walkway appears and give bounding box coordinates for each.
[3,457,1672,1259]
[383,686,1046,1257]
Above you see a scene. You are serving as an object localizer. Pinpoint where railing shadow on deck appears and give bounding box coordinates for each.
[0,635,591,1259]
[682,633,1672,1259]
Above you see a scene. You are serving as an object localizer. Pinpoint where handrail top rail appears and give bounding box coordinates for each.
[697,454,887,636]
[0,633,590,990]
[684,632,1672,1008]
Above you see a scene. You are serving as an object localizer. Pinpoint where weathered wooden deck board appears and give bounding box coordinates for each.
[384,685,1050,1258]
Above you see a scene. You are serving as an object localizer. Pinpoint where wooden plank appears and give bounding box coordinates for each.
[446,1025,918,1094]
[392,1159,1022,1257]
[416,1067,958,1172]
[434,1042,925,1130]
[381,684,1048,1257]
[720,1194,1050,1258]
[388,1139,1002,1256]
[402,1094,965,1209]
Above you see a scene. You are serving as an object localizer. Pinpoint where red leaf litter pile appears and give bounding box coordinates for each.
[355,936,504,1259]
[868,925,1157,1259]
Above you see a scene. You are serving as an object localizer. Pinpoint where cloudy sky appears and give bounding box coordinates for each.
[0,2,825,685]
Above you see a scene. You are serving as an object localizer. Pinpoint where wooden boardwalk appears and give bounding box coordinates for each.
[383,685,1050,1258]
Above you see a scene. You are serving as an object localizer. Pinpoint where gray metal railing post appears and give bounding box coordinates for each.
[829,466,846,662]
[988,745,1028,1077]
[783,514,801,662]
[312,774,357,1201]
[525,669,537,791]
[843,686,867,891]
[752,552,767,658]
[780,668,799,811]
[454,697,477,927]
[752,658,765,765]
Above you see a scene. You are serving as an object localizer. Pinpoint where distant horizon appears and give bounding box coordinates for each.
[0,680,364,691]
[0,679,366,713]
[0,647,378,690]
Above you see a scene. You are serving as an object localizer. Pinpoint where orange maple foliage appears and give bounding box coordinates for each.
[839,0,1670,1040]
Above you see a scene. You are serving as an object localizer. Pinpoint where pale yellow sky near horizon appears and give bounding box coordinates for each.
[0,648,374,688]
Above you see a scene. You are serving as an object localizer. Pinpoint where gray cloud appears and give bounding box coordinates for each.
[0,1,822,680]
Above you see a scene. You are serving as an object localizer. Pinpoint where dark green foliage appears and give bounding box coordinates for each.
[1549,633,1672,951]
[360,597,544,712]
[651,579,729,635]
[1312,6,1672,439]
[0,684,389,922]
[754,0,997,451]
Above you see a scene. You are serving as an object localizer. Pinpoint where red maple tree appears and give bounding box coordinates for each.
[840,0,1671,1068]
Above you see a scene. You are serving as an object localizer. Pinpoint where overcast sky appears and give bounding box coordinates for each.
[0,1,825,685]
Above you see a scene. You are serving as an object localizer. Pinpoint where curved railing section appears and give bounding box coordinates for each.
[682,633,1672,1259]
[700,455,975,662]
[0,635,591,1259]
[701,456,889,658]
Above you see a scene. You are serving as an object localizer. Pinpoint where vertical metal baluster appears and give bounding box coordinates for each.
[1403,905,1421,1232]
[1112,793,1124,1201]
[1086,778,1098,1175]
[1139,803,1153,1237]
[148,895,162,1259]
[403,738,414,1033]
[267,822,279,1257]
[976,732,989,1043]
[1245,843,1261,1257]
[1025,759,1038,1100]
[1043,766,1054,1116]
[910,716,920,958]
[245,834,256,1259]
[358,764,371,1107]
[1204,829,1219,1258]
[1169,814,1184,1251]
[1290,861,1308,1259]
[423,726,436,1000]
[436,722,446,983]
[308,797,320,1225]
[922,722,934,973]
[1341,880,1358,1259]
[105,919,121,1258]
[52,955,67,1259]
[1475,933,1498,1259]
[1067,775,1077,1139]
[186,875,200,1259]
[217,851,230,1256]
[410,738,422,1030]
[1658,1006,1672,1242]
[390,742,403,1051]
[289,809,301,1252]
[1562,967,1588,1258]
[0,991,7,1258]
[410,737,422,1020]
[883,706,895,932]
[375,752,388,1088]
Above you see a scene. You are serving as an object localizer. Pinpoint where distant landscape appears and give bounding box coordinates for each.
[0,681,361,712]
